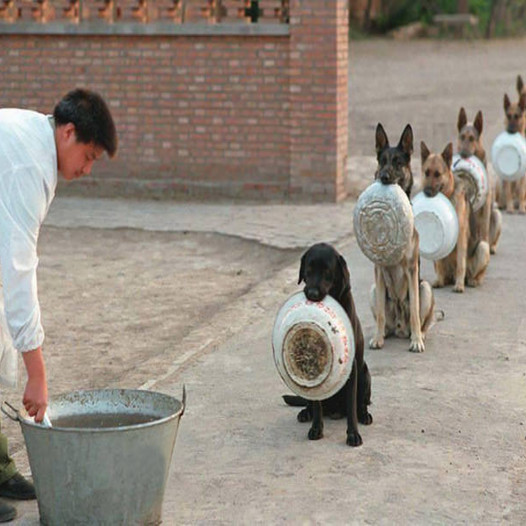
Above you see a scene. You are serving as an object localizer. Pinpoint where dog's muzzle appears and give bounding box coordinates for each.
[304,287,324,302]
[423,186,438,197]
[379,171,394,185]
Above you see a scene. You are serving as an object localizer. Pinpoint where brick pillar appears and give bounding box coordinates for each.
[289,0,349,201]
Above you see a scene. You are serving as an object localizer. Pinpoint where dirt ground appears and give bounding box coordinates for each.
[348,37,526,157]
[2,229,301,459]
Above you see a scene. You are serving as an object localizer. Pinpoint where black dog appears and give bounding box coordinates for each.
[283,243,372,447]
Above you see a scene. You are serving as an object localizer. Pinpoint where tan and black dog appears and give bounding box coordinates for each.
[368,123,434,353]
[495,92,526,214]
[457,108,502,254]
[421,141,490,292]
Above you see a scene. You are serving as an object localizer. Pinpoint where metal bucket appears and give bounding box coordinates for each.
[2,388,185,526]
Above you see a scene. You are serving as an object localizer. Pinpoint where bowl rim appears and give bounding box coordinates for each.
[272,291,355,400]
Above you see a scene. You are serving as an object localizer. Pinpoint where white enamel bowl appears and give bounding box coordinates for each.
[491,131,526,182]
[353,181,414,266]
[451,154,489,212]
[412,191,459,261]
[272,292,355,401]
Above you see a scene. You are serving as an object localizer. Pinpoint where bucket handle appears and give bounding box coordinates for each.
[181,385,187,417]
[1,401,21,423]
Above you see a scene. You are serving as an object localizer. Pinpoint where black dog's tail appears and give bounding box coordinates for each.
[282,394,308,407]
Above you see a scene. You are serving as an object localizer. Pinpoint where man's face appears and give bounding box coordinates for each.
[57,123,105,180]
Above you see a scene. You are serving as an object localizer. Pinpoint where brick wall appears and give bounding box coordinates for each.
[0,0,349,201]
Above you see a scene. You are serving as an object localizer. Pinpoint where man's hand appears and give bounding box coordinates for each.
[22,347,48,423]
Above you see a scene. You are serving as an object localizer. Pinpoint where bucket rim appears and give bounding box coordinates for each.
[17,388,185,434]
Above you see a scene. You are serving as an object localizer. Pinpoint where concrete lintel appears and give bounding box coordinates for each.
[0,21,290,36]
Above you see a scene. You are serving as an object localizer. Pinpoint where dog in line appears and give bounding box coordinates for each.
[368,123,435,353]
[421,141,490,291]
[494,92,526,214]
[456,108,502,254]
[283,243,372,447]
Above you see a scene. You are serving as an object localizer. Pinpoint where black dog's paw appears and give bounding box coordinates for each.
[327,411,345,420]
[308,425,324,440]
[297,408,312,423]
[358,410,373,426]
[346,431,363,447]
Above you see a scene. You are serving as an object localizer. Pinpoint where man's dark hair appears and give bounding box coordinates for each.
[53,88,117,158]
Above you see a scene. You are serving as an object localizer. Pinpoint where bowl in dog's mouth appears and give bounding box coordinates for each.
[353,181,414,266]
[491,131,526,182]
[283,323,333,386]
[272,292,355,401]
[412,191,459,261]
[451,154,489,211]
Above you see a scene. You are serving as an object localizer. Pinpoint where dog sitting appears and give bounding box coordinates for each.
[457,108,502,254]
[368,123,435,353]
[495,92,526,214]
[283,243,372,447]
[421,141,490,292]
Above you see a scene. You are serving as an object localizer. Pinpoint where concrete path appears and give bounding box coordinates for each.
[11,195,526,525]
[10,34,526,525]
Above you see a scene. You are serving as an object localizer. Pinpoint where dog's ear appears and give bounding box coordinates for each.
[441,142,453,168]
[298,252,306,285]
[337,255,351,297]
[375,123,389,157]
[398,124,413,156]
[519,92,526,113]
[420,141,431,164]
[504,93,511,112]
[474,111,483,136]
[457,107,467,132]
[518,75,524,96]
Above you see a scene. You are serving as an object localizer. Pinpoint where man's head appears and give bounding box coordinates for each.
[53,88,117,180]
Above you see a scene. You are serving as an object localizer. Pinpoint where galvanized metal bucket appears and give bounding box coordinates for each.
[2,388,185,526]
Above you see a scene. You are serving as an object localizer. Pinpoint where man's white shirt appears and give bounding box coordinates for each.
[0,109,57,353]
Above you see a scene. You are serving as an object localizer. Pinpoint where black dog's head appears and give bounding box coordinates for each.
[298,243,350,303]
[374,123,414,198]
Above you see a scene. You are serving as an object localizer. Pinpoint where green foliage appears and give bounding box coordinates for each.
[361,0,526,37]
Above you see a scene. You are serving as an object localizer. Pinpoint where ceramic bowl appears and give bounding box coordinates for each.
[412,191,459,261]
[451,154,489,211]
[490,131,526,182]
[353,181,414,266]
[272,292,355,401]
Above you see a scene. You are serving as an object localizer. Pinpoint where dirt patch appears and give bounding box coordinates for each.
[37,227,299,393]
[2,227,300,458]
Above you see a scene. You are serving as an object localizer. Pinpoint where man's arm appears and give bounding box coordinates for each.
[22,347,47,423]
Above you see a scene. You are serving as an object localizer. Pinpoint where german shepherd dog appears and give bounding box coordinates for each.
[368,124,435,353]
[283,243,372,447]
[495,91,526,214]
[421,141,490,291]
[457,108,502,254]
